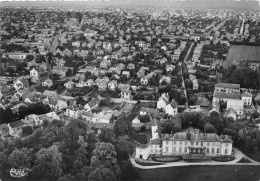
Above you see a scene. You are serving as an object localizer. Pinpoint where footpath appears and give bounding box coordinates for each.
[131,148,260,170]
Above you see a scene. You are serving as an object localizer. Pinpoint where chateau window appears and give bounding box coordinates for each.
[191,141,194,145]
[217,148,219,154]
[185,147,187,152]
[179,147,182,152]
[196,142,198,146]
[173,147,176,153]
[207,148,209,153]
[174,141,176,145]
[180,141,182,145]
[212,148,214,153]
[201,142,203,146]
[166,141,169,145]
[225,149,228,154]
[166,147,168,152]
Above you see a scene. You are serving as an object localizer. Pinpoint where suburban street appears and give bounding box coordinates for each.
[181,42,194,109]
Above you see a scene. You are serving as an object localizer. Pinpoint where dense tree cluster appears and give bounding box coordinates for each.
[223,64,260,89]
[0,119,138,180]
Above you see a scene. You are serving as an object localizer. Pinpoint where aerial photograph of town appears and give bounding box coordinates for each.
[0,0,260,180]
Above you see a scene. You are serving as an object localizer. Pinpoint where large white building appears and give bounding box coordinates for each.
[135,128,233,160]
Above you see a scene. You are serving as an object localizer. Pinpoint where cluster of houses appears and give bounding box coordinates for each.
[212,83,260,120]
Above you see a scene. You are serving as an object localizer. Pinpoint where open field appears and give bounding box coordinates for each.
[224,45,260,68]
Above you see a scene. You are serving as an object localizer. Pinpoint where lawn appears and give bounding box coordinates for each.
[224,45,260,68]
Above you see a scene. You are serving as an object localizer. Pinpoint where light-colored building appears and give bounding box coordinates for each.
[214,83,240,93]
[241,91,253,107]
[165,100,178,116]
[226,99,244,116]
[157,93,169,110]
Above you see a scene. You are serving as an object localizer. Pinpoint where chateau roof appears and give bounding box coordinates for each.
[214,83,240,89]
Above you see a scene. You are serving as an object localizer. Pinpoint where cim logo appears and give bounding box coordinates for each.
[6,168,31,178]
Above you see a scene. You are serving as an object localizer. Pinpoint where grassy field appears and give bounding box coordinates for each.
[224,45,260,68]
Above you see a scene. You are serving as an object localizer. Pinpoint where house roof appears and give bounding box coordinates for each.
[241,91,253,97]
[93,113,113,120]
[172,132,224,142]
[168,100,178,109]
[43,90,58,97]
[226,108,236,116]
[214,83,240,89]
[213,91,241,100]
[82,111,94,117]
[87,96,101,109]
[93,123,114,129]
[150,138,162,145]
[227,99,244,107]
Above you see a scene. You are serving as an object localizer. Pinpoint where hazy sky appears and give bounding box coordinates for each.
[0,0,259,6]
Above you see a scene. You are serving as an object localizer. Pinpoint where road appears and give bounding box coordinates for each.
[206,19,227,37]
[50,29,62,53]
[239,17,245,35]
[181,42,194,109]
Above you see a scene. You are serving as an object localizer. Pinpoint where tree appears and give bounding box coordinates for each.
[204,123,216,133]
[1,108,13,123]
[35,55,45,63]
[99,128,115,143]
[32,145,63,180]
[188,96,196,105]
[22,126,33,136]
[90,142,121,180]
[8,148,33,169]
[114,139,134,161]
[114,115,133,137]
[88,165,117,181]
[138,115,150,123]
[179,95,187,105]
[57,174,77,181]
[25,54,34,62]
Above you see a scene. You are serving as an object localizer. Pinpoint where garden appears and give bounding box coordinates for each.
[151,155,183,162]
[211,155,235,162]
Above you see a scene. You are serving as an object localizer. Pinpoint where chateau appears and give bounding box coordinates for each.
[135,120,233,160]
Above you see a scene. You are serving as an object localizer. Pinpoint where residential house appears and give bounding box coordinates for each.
[14,78,29,91]
[95,78,108,91]
[42,79,53,87]
[226,99,244,116]
[85,79,96,87]
[140,77,149,86]
[157,93,169,110]
[109,67,122,75]
[121,90,131,100]
[64,81,76,89]
[212,91,241,103]
[159,76,171,85]
[108,80,117,91]
[241,91,253,107]
[30,68,45,78]
[84,96,101,111]
[226,108,237,121]
[7,120,25,138]
[72,41,81,47]
[118,83,130,91]
[100,60,111,69]
[127,63,135,70]
[165,100,178,116]
[65,105,84,118]
[122,71,130,78]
